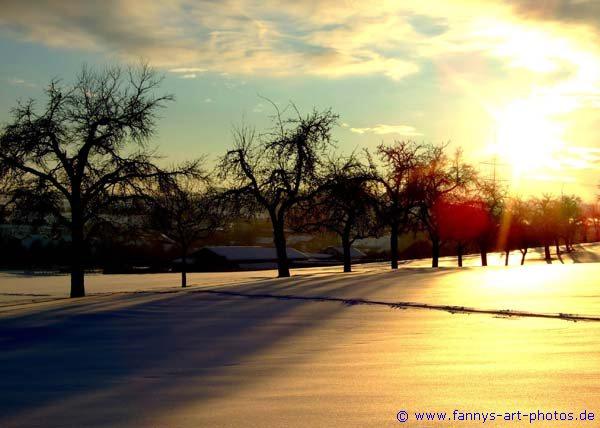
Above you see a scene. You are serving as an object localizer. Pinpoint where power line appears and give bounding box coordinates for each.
[480,156,510,187]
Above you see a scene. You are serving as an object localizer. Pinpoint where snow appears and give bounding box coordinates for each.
[1,244,600,426]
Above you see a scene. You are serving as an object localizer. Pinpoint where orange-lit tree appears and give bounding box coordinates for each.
[413,146,475,267]
[501,197,535,266]
[475,179,506,266]
[435,197,491,267]
[531,195,561,262]
[558,194,582,252]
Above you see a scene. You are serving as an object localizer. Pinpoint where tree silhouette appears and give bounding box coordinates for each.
[219,103,338,277]
[290,157,379,272]
[558,194,582,252]
[435,197,490,267]
[368,141,424,269]
[147,173,229,287]
[475,179,506,266]
[413,146,475,267]
[583,202,600,242]
[501,197,535,266]
[0,64,199,297]
[532,195,560,262]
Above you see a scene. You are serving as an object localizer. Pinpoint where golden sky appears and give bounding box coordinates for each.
[1,0,600,199]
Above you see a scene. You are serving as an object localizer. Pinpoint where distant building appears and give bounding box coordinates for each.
[173,246,310,271]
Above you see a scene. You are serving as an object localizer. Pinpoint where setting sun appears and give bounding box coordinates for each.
[489,98,566,180]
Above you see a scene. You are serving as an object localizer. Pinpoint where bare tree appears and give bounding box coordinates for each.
[147,173,229,287]
[413,146,475,267]
[368,141,424,269]
[475,178,506,266]
[0,64,200,297]
[501,197,535,266]
[584,202,600,242]
[290,157,379,272]
[558,194,582,252]
[0,173,64,231]
[219,103,338,277]
[532,195,560,262]
[435,196,490,267]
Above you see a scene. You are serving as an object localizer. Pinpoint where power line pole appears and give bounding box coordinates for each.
[480,156,509,190]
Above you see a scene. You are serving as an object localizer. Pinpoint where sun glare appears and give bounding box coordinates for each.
[488,99,566,180]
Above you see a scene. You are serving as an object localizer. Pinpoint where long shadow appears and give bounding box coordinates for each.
[195,289,600,322]
[200,268,456,315]
[0,275,400,427]
[0,266,468,426]
[570,244,600,263]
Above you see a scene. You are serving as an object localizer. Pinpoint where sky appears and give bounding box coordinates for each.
[1,0,600,200]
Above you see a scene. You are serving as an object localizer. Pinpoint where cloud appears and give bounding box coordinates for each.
[349,124,422,136]
[506,0,600,28]
[169,67,207,79]
[6,77,36,87]
[562,146,600,169]
[204,98,213,103]
[409,14,449,36]
[169,67,207,74]
[0,1,469,81]
[1,0,600,91]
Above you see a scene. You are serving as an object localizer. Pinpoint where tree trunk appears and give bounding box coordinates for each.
[180,248,188,288]
[272,216,290,278]
[520,248,527,265]
[457,243,463,267]
[555,239,560,255]
[480,245,488,267]
[342,233,352,273]
[544,244,551,261]
[70,200,85,298]
[431,236,440,268]
[390,222,399,269]
[504,250,509,266]
[181,270,187,288]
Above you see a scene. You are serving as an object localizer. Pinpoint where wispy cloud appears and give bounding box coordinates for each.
[1,1,600,115]
[169,67,207,74]
[6,77,35,87]
[169,67,207,79]
[528,174,577,183]
[349,124,422,136]
[0,1,538,81]
[562,147,600,169]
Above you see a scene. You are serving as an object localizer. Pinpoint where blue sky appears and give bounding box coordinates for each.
[1,1,600,199]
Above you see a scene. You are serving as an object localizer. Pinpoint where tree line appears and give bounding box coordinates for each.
[0,65,594,297]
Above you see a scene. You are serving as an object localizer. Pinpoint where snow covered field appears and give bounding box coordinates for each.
[2,244,600,427]
[3,242,599,308]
